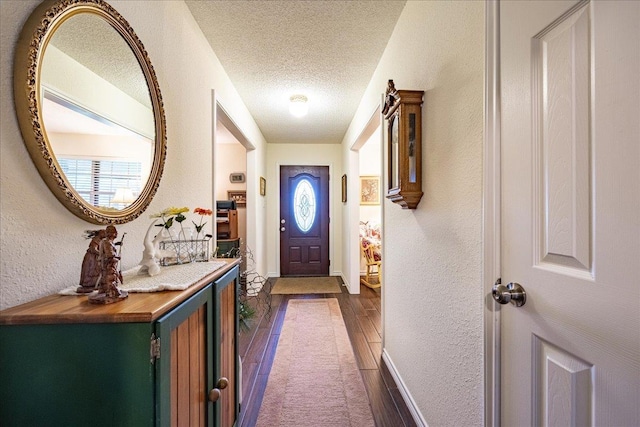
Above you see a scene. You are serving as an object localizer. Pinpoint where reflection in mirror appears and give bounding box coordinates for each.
[14,0,166,224]
[40,12,154,211]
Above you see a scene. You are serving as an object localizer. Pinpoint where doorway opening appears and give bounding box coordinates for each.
[349,104,383,294]
[214,120,247,258]
[212,96,256,290]
[358,131,382,289]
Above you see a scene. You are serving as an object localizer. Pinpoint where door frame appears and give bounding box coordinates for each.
[348,103,383,295]
[483,1,501,427]
[273,162,336,277]
[211,90,257,265]
[278,165,330,276]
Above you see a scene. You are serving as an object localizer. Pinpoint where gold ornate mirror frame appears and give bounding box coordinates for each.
[14,0,167,224]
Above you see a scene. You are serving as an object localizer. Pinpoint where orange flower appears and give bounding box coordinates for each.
[193,207,212,235]
[194,207,213,216]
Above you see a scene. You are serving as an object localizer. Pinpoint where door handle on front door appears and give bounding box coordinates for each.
[492,278,526,307]
[280,227,285,232]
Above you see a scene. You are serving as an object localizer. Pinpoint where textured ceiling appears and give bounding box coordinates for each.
[185,0,406,144]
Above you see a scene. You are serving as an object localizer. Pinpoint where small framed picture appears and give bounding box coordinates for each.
[360,176,380,205]
[341,174,347,203]
[259,176,266,196]
[229,172,245,183]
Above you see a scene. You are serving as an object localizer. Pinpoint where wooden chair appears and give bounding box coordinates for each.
[360,238,382,289]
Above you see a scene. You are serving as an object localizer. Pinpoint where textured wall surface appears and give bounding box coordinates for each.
[343,1,485,425]
[0,1,266,310]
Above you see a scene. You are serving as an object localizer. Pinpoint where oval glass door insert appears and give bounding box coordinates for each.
[293,178,316,232]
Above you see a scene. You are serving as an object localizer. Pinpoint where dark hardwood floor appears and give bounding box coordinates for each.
[237,278,417,427]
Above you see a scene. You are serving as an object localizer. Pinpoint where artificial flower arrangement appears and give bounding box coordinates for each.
[149,206,213,265]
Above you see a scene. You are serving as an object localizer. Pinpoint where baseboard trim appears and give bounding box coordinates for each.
[382,349,429,427]
[339,272,350,289]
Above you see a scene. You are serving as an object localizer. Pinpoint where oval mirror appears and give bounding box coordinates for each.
[14,0,166,224]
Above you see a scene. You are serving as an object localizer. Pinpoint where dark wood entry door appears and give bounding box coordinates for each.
[280,165,329,276]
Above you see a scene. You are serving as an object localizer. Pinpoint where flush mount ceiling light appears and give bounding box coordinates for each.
[289,94,308,117]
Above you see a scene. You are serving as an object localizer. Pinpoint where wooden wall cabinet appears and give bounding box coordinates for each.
[0,261,240,427]
[383,80,424,209]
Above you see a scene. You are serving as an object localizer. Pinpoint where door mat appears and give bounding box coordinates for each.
[270,276,342,294]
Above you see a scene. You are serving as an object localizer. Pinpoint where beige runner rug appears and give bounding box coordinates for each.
[256,298,375,426]
[270,276,342,294]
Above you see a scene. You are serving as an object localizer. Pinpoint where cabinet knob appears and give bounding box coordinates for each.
[208,378,229,402]
[216,377,229,390]
[208,388,221,402]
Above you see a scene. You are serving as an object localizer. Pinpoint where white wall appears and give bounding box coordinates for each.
[342,1,485,425]
[0,1,267,310]
[344,142,361,293]
[265,143,342,277]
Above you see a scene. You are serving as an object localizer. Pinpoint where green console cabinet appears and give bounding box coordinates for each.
[0,260,240,427]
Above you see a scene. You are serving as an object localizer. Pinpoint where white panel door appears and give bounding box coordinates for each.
[500,1,639,426]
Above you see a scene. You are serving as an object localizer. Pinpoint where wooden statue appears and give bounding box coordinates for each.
[77,229,106,293]
[89,225,128,304]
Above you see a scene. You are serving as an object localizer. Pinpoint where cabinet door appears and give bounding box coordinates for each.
[155,285,214,427]
[0,322,154,426]
[213,266,239,427]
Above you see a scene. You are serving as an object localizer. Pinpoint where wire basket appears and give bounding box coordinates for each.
[159,236,211,266]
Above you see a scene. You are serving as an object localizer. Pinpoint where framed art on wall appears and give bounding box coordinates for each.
[341,174,347,203]
[229,172,245,183]
[260,176,266,196]
[360,176,380,205]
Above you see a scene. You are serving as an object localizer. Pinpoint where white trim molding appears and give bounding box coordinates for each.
[382,349,428,427]
[483,1,501,427]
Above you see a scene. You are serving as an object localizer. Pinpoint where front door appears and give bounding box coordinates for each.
[500,1,639,426]
[279,165,330,276]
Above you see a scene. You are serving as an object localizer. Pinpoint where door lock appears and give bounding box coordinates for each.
[492,278,526,307]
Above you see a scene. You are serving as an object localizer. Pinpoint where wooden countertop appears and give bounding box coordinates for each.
[0,258,241,325]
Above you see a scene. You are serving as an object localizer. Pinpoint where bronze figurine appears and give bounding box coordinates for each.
[88,225,128,304]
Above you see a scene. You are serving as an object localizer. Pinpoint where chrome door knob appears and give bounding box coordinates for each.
[280,227,285,232]
[492,279,526,307]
